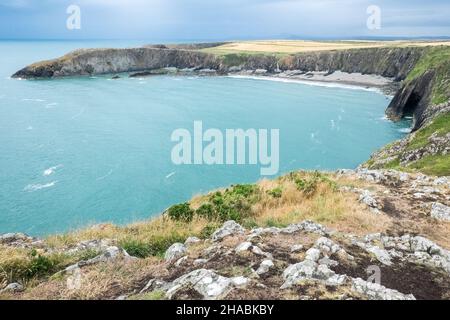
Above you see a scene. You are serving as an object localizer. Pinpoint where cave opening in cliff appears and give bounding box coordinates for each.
[403,91,422,117]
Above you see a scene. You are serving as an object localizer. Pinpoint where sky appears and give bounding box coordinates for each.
[0,0,449,40]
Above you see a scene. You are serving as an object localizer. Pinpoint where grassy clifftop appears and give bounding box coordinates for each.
[405,46,450,105]
[365,110,450,176]
[1,169,449,300]
[365,45,450,176]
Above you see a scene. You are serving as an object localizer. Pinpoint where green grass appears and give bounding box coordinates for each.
[406,46,450,105]
[406,112,450,151]
[119,234,187,259]
[0,249,97,284]
[407,154,450,176]
[267,187,283,198]
[383,158,401,170]
[367,111,450,176]
[167,203,194,222]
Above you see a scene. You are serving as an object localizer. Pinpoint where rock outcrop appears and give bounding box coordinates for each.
[13,45,423,81]
[1,169,449,300]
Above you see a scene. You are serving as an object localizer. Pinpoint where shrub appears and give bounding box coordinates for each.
[267,187,282,198]
[120,235,187,258]
[167,203,194,222]
[26,252,57,278]
[293,171,338,197]
[0,250,72,283]
[120,239,152,258]
[228,184,257,198]
[294,177,317,197]
[195,203,215,219]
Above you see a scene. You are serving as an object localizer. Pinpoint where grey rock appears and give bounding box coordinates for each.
[318,257,339,267]
[433,177,450,187]
[67,239,112,254]
[351,278,415,300]
[256,259,274,275]
[235,241,272,258]
[430,202,450,221]
[228,66,242,72]
[235,241,252,253]
[314,237,342,255]
[356,242,393,266]
[164,243,187,262]
[305,248,321,262]
[0,233,43,249]
[212,221,245,241]
[254,69,267,74]
[175,256,188,267]
[185,236,201,246]
[290,244,304,253]
[249,227,281,237]
[140,279,170,294]
[193,258,208,266]
[166,269,248,300]
[359,190,380,210]
[281,260,347,289]
[0,282,24,293]
[281,220,328,236]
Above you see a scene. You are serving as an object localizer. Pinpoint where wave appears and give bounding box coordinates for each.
[22,98,45,102]
[43,165,63,176]
[165,171,176,179]
[227,75,384,94]
[96,169,114,181]
[24,181,57,192]
[45,102,58,109]
[398,128,412,133]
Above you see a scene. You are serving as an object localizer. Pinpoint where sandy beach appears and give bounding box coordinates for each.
[229,70,396,94]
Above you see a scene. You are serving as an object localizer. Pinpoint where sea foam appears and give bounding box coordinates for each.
[24,181,58,192]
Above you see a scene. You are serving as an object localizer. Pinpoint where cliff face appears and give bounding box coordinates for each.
[12,46,424,80]
[278,47,424,80]
[386,70,436,130]
[12,48,222,78]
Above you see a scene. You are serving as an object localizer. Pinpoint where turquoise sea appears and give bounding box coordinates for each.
[0,41,410,236]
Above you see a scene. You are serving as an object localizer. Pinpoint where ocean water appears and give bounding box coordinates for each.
[0,41,410,236]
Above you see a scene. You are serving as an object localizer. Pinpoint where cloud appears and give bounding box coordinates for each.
[0,0,448,39]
